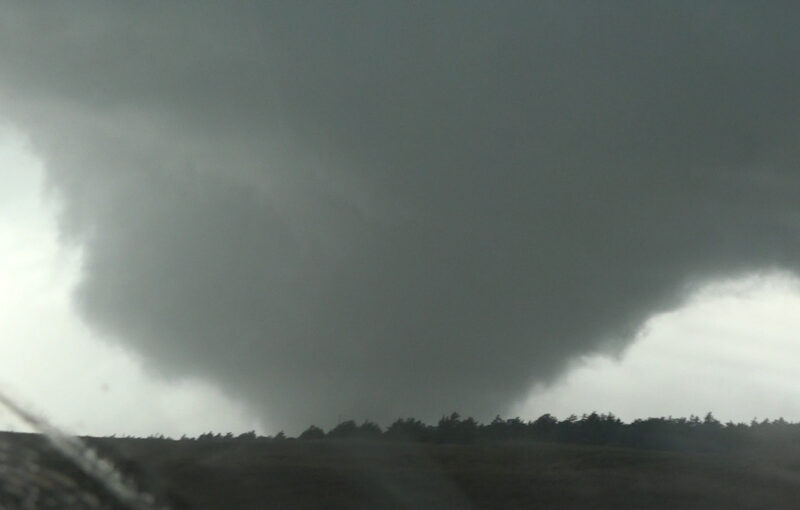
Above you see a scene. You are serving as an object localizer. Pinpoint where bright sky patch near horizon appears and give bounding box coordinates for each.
[2,126,800,436]
[517,273,800,424]
[0,126,264,437]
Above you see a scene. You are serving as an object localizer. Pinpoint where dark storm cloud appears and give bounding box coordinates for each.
[2,2,800,431]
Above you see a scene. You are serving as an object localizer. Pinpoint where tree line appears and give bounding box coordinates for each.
[183,412,800,454]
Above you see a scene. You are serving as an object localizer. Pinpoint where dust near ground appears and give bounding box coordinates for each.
[7,432,799,510]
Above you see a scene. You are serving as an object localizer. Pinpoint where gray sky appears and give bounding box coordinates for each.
[1,2,800,433]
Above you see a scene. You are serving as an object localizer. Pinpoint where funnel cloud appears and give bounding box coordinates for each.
[2,2,800,431]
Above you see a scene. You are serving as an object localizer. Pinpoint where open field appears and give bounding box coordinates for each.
[78,437,800,509]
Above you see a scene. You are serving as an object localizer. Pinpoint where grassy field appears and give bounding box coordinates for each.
[79,437,800,509]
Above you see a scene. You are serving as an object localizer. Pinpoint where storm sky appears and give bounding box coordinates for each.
[2,2,800,433]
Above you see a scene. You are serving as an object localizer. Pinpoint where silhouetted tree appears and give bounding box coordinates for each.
[299,425,325,440]
[358,420,383,438]
[278,410,800,454]
[327,420,359,439]
[237,430,257,440]
[436,413,478,444]
[386,418,432,442]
